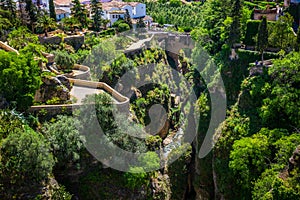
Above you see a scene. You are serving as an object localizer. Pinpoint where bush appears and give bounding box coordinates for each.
[118,23,131,32]
[244,20,274,45]
[54,50,75,71]
[0,50,41,111]
[0,127,54,187]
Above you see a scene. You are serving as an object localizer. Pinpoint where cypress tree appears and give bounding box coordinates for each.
[228,0,243,47]
[256,16,268,63]
[90,0,103,31]
[49,0,56,21]
[71,0,89,28]
[25,0,37,31]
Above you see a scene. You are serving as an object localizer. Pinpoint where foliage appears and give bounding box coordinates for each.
[71,0,90,28]
[256,17,268,61]
[51,185,73,200]
[49,0,56,20]
[0,50,41,110]
[259,52,300,130]
[42,115,85,169]
[61,17,80,32]
[36,11,56,37]
[25,0,38,30]
[228,0,242,47]
[146,1,202,31]
[269,13,296,50]
[54,50,76,71]
[7,26,39,50]
[0,126,54,187]
[90,0,103,32]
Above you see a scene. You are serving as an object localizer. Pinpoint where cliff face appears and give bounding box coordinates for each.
[35,75,72,104]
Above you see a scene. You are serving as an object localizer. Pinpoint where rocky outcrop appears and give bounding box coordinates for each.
[35,75,72,104]
[64,36,85,51]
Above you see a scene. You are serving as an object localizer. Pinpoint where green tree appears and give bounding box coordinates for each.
[228,0,243,47]
[256,16,268,62]
[7,26,39,50]
[36,11,56,37]
[42,115,85,169]
[49,0,56,20]
[0,126,54,191]
[90,0,103,32]
[61,17,80,33]
[54,50,76,71]
[71,0,89,29]
[229,133,271,193]
[25,0,37,31]
[269,13,296,50]
[0,50,41,110]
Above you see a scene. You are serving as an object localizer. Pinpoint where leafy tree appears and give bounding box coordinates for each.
[36,11,56,37]
[269,13,296,50]
[256,16,268,62]
[0,50,41,110]
[229,133,271,190]
[42,115,85,169]
[71,0,89,29]
[259,52,300,130]
[61,17,80,33]
[54,50,76,71]
[7,26,39,50]
[49,0,56,20]
[0,126,54,191]
[90,0,103,32]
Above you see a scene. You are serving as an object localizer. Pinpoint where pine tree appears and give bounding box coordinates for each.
[25,0,37,31]
[71,0,89,29]
[124,9,132,28]
[49,0,56,21]
[90,0,103,31]
[228,0,242,48]
[256,16,268,63]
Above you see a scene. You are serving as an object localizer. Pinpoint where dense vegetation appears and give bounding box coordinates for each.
[0,0,299,199]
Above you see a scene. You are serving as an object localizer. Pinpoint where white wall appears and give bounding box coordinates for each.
[133,3,146,19]
[122,5,133,18]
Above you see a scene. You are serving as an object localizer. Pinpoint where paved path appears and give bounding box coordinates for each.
[70,86,104,103]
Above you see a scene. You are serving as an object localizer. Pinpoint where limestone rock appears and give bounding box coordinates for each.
[35,75,72,104]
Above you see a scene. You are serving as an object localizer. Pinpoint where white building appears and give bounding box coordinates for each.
[101,1,146,26]
[52,0,146,25]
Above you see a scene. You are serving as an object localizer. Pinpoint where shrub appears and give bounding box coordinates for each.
[54,50,75,71]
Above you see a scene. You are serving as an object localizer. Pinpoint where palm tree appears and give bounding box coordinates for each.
[36,12,56,37]
[61,17,80,33]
